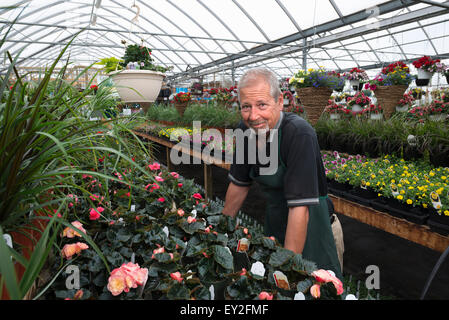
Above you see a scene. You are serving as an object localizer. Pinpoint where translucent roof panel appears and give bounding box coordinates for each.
[1,0,449,84]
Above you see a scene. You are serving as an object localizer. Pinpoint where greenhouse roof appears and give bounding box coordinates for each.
[2,0,449,85]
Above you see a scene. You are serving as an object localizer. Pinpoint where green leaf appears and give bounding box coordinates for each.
[167,282,190,300]
[213,245,234,270]
[296,278,313,293]
[268,247,295,267]
[0,227,21,299]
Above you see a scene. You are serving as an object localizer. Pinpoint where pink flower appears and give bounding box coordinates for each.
[177,208,185,217]
[89,208,101,220]
[258,291,273,300]
[243,228,248,235]
[187,216,196,224]
[155,176,164,182]
[157,197,165,203]
[148,162,160,171]
[107,262,148,296]
[170,172,179,179]
[62,242,89,259]
[170,272,183,283]
[310,284,321,298]
[193,193,202,200]
[311,269,344,295]
[177,183,183,188]
[240,268,247,276]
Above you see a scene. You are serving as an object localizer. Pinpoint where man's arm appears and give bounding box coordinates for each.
[284,206,309,254]
[222,182,250,218]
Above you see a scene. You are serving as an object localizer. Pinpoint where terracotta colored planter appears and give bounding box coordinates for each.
[296,87,333,125]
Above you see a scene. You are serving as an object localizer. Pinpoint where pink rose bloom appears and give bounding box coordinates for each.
[170,272,183,283]
[170,172,179,179]
[258,291,273,300]
[89,208,101,220]
[193,193,202,200]
[148,162,160,171]
[310,284,321,299]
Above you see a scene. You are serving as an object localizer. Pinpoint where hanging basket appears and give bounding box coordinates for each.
[374,85,408,119]
[296,87,333,125]
[174,101,189,117]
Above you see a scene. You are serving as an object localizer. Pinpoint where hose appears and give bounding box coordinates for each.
[420,244,449,300]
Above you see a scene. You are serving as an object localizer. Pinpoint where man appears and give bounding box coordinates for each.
[222,68,343,279]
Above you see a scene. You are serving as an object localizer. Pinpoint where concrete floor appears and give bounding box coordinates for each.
[151,145,449,300]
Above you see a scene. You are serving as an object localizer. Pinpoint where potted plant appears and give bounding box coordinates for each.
[426,100,448,121]
[173,91,192,117]
[289,68,341,125]
[396,92,415,112]
[346,91,371,113]
[366,61,413,119]
[412,56,441,85]
[325,101,347,120]
[365,104,383,120]
[107,41,170,112]
[343,67,369,91]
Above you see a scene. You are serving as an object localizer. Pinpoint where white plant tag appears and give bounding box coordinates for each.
[3,234,12,248]
[123,108,132,116]
[162,226,169,238]
[294,292,305,300]
[209,285,215,300]
[273,271,290,290]
[250,261,265,278]
[130,204,136,212]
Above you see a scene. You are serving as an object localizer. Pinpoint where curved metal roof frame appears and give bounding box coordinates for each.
[2,0,449,86]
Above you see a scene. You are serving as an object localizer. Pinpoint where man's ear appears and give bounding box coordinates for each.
[277,93,284,111]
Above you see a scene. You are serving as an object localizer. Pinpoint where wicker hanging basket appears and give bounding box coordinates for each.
[295,87,333,125]
[374,85,408,119]
[174,101,189,117]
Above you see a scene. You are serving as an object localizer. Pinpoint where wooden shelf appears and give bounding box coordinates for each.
[329,194,449,253]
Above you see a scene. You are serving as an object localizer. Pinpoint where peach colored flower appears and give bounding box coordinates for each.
[258,291,273,300]
[311,269,344,295]
[170,272,183,283]
[243,228,248,235]
[177,208,185,217]
[62,242,89,259]
[187,216,196,224]
[107,263,148,296]
[62,221,86,238]
[310,284,321,299]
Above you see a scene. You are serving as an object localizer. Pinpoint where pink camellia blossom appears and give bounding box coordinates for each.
[170,272,183,283]
[170,172,179,179]
[311,269,344,295]
[62,242,89,259]
[187,216,196,224]
[62,221,86,238]
[193,193,202,200]
[310,284,321,299]
[89,208,101,220]
[148,162,160,171]
[258,291,273,300]
[107,262,148,296]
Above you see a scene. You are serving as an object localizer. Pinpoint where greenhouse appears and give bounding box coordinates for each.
[1,0,449,304]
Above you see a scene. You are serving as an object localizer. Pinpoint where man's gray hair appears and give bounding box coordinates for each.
[237,68,281,103]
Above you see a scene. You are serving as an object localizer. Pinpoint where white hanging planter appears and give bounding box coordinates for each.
[349,79,360,87]
[429,114,446,121]
[330,113,341,120]
[396,105,409,112]
[109,70,165,103]
[370,113,383,120]
[417,69,433,80]
[351,104,363,113]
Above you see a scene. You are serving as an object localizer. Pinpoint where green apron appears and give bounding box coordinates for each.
[249,129,342,280]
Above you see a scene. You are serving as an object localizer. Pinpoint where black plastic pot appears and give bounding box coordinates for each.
[345,187,378,207]
[427,208,449,236]
[416,78,430,86]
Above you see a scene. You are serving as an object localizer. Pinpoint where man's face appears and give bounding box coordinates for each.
[239,79,283,133]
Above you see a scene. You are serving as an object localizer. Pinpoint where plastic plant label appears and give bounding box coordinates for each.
[250,261,265,278]
[390,184,399,197]
[361,180,367,190]
[123,109,132,116]
[430,191,442,211]
[294,292,305,300]
[273,271,290,290]
[237,238,250,252]
[130,205,136,212]
[3,234,12,248]
[162,226,169,238]
[209,285,215,300]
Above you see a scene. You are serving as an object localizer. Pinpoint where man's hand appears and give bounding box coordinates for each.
[222,182,250,218]
[284,206,309,254]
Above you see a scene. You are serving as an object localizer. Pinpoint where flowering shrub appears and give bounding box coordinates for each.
[173,92,191,103]
[343,67,369,81]
[289,68,341,89]
[412,56,441,73]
